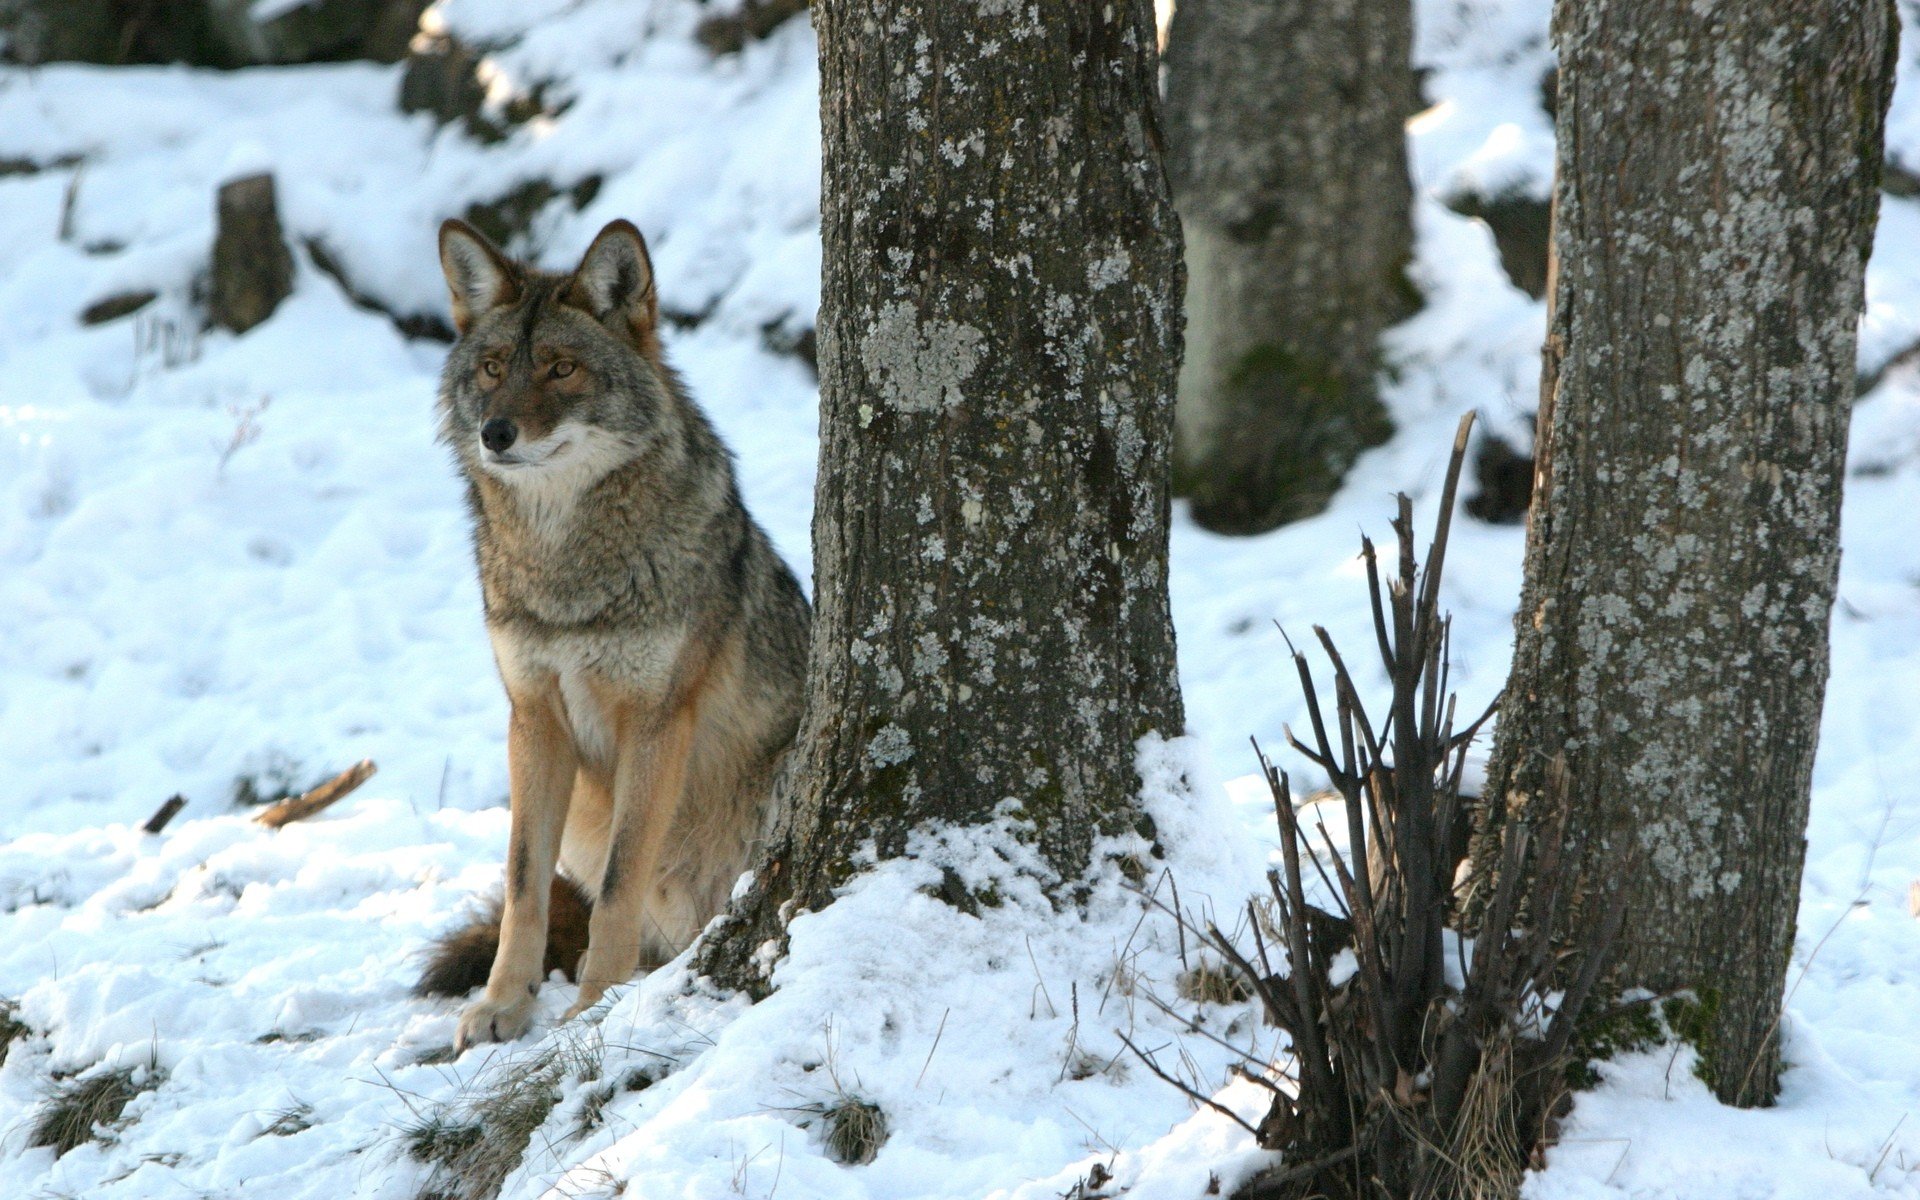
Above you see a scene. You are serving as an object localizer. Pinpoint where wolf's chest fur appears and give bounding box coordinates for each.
[471,463,696,617]
[488,621,688,771]
[477,481,708,765]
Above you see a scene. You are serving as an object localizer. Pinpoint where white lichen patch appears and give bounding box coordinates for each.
[865,723,913,769]
[860,302,985,414]
[1086,246,1131,291]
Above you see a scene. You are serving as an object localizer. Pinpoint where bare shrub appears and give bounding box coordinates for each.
[215,395,271,478]
[1138,416,1624,1200]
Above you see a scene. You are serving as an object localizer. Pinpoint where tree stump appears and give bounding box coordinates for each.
[210,173,294,335]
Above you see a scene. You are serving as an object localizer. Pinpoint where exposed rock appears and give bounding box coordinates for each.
[0,0,245,67]
[210,173,294,335]
[0,0,425,67]
[398,31,490,128]
[460,175,603,253]
[305,238,453,342]
[255,0,426,64]
[397,30,568,143]
[1446,188,1551,299]
[695,0,810,55]
[1464,428,1535,525]
[761,318,817,375]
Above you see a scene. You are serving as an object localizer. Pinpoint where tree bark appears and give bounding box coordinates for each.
[1475,0,1895,1107]
[1162,0,1416,535]
[700,1,1185,992]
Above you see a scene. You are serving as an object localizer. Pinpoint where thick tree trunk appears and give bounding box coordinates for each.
[1162,0,1415,535]
[1476,0,1895,1107]
[700,0,1185,992]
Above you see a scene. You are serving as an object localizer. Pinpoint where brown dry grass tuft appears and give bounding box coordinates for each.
[262,1101,316,1138]
[402,1028,603,1200]
[29,1060,162,1157]
[0,998,27,1067]
[1437,1029,1529,1200]
[820,1094,888,1166]
[1177,960,1252,1006]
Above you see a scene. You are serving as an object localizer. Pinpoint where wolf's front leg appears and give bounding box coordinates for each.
[564,701,698,1020]
[457,694,577,1052]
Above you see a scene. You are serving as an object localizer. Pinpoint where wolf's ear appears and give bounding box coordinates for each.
[439,219,520,334]
[566,219,657,340]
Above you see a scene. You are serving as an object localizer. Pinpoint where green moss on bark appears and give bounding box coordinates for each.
[1564,989,1726,1092]
[1181,343,1393,532]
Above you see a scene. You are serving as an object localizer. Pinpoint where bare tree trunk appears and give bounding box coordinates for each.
[1162,0,1416,535]
[701,0,1185,992]
[1475,0,1895,1107]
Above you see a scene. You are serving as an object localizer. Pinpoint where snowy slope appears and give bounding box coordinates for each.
[0,1,1918,1197]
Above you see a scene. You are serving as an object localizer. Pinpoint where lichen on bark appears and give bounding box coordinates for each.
[698,0,1185,995]
[1470,0,1896,1108]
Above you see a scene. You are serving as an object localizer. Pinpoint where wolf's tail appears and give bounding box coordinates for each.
[412,875,594,997]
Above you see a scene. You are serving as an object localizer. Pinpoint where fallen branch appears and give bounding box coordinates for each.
[255,760,376,829]
[141,795,187,835]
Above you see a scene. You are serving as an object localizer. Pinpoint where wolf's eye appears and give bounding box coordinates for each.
[551,360,576,379]
[481,359,503,378]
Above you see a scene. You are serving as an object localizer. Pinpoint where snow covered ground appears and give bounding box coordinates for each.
[1,1,1917,1197]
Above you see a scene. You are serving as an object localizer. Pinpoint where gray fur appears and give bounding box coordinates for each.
[430,219,809,1034]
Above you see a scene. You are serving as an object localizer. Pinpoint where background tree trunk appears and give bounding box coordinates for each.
[701,0,1185,991]
[1161,0,1416,535]
[1475,0,1896,1107]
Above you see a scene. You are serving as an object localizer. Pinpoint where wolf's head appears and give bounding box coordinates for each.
[435,218,676,487]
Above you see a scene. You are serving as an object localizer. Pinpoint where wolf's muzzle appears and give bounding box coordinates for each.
[481,418,518,453]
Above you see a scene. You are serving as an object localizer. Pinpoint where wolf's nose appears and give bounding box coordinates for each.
[481,419,518,454]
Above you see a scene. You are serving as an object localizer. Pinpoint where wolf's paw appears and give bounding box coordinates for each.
[455,991,537,1052]
[560,984,608,1023]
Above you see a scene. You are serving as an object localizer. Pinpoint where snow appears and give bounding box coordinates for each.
[2,0,1919,1197]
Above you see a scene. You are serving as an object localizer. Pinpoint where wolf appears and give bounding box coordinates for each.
[415,217,810,1051]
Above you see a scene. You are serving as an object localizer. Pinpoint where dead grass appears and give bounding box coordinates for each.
[1437,1029,1528,1200]
[28,1058,163,1157]
[402,1028,603,1200]
[262,1100,316,1138]
[790,1022,890,1166]
[571,1080,616,1141]
[1177,960,1252,1006]
[404,1112,485,1162]
[0,998,27,1066]
[819,1094,888,1166]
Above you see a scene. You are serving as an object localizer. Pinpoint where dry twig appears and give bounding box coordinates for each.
[141,794,186,834]
[254,759,376,829]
